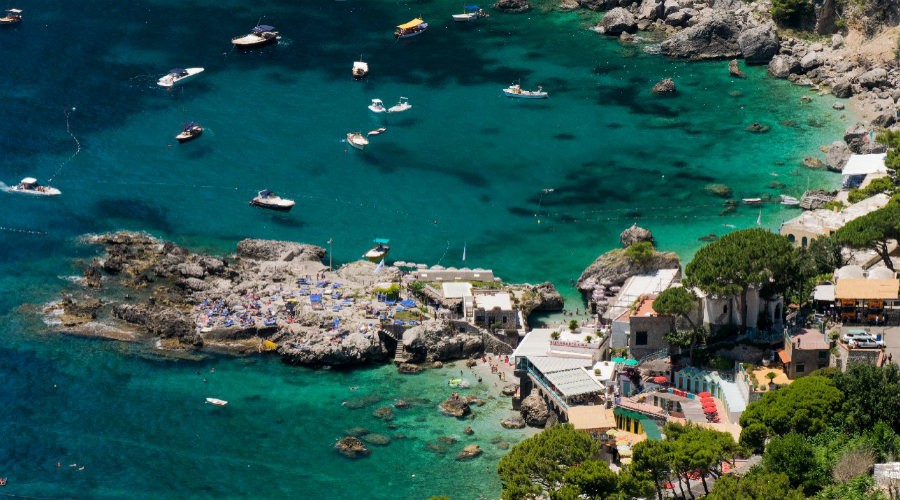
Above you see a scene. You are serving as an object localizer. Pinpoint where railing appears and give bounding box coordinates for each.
[638,348,668,364]
[549,339,598,349]
[525,365,569,409]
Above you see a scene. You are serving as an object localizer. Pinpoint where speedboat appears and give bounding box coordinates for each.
[347,132,369,150]
[205,397,228,406]
[250,190,295,211]
[232,25,281,49]
[502,83,548,99]
[388,97,411,113]
[7,177,61,196]
[742,198,763,205]
[395,18,428,39]
[157,67,204,88]
[0,8,22,24]
[175,122,203,143]
[364,238,390,262]
[368,99,386,113]
[780,195,800,206]
[352,59,369,80]
[452,5,488,22]
[367,127,387,136]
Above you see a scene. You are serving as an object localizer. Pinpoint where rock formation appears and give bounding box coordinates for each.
[660,11,742,60]
[520,393,551,427]
[335,437,370,458]
[728,59,746,78]
[440,395,472,418]
[651,78,677,94]
[577,247,681,296]
[597,7,637,35]
[500,414,527,429]
[456,444,483,460]
[737,23,780,65]
[620,223,654,247]
[493,0,530,13]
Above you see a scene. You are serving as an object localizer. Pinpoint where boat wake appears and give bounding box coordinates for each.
[47,107,81,184]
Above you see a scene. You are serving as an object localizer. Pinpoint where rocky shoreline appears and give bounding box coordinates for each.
[494,0,898,174]
[46,232,562,369]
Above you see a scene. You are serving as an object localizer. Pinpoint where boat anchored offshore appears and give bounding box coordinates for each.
[742,198,763,205]
[452,5,488,22]
[7,177,61,196]
[232,25,280,49]
[395,18,428,39]
[367,127,387,136]
[157,67,204,88]
[347,132,369,150]
[780,194,800,206]
[502,83,548,99]
[364,238,390,262]
[250,190,295,211]
[205,398,228,406]
[352,59,369,80]
[388,97,411,113]
[175,122,203,143]
[368,99,386,113]
[0,8,22,24]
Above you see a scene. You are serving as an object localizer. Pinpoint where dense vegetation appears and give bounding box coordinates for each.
[771,0,814,28]
[834,197,900,271]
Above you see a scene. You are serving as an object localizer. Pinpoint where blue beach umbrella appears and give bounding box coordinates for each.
[624,359,639,366]
[611,357,625,363]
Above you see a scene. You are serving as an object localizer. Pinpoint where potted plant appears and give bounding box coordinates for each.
[550,331,560,341]
[569,319,578,332]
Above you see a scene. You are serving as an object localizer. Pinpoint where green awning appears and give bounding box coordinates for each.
[640,418,662,441]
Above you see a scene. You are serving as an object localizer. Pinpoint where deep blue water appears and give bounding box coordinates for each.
[0,0,852,497]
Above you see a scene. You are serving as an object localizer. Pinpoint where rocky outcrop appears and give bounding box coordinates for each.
[729,59,746,78]
[598,8,637,35]
[844,122,872,154]
[578,0,611,10]
[767,55,795,79]
[456,444,483,460]
[520,393,551,427]
[660,11,742,60]
[737,23,779,65]
[620,223,654,247]
[825,141,851,172]
[440,395,472,418]
[832,78,853,98]
[577,247,681,295]
[280,331,388,367]
[236,239,325,263]
[400,320,483,362]
[500,414,527,429]
[652,78,677,94]
[335,437,370,458]
[493,0,530,12]
[857,68,889,90]
[515,282,565,315]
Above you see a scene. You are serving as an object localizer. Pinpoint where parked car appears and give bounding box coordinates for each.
[843,330,884,348]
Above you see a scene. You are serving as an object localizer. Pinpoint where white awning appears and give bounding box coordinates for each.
[814,284,835,302]
[842,153,887,176]
[545,368,604,397]
[529,356,593,374]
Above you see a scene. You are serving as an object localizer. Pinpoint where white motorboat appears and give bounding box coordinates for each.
[0,8,22,24]
[7,177,61,196]
[502,83,548,99]
[175,122,203,143]
[395,18,428,39]
[387,97,411,113]
[250,190,295,211]
[157,67,204,88]
[352,60,369,80]
[205,397,228,406]
[232,25,281,49]
[347,132,369,150]
[742,198,763,205]
[452,5,488,22]
[780,195,800,206]
[368,99,386,113]
[367,127,387,136]
[364,238,390,262]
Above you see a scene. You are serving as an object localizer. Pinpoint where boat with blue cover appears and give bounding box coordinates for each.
[232,25,280,49]
[364,238,390,262]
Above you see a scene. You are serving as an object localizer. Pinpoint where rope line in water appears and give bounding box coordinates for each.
[0,226,47,236]
[47,108,80,184]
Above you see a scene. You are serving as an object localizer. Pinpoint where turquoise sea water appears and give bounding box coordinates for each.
[0,0,853,497]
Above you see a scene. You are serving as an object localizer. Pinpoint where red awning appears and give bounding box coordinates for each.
[697,391,712,398]
[653,376,668,384]
[704,407,718,414]
[777,349,791,364]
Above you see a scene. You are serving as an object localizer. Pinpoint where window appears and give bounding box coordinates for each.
[635,331,648,345]
[723,304,728,314]
[796,364,806,373]
[818,351,828,360]
[502,316,507,324]
[788,234,795,243]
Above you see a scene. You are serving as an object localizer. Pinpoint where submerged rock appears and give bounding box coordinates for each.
[456,444,483,461]
[440,396,472,418]
[362,433,391,446]
[372,407,395,420]
[652,78,677,94]
[335,436,370,458]
[501,414,527,429]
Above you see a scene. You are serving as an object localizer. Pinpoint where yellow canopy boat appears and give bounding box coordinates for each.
[395,18,428,39]
[396,18,424,29]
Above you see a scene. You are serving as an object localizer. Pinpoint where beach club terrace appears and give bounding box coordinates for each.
[780,193,891,248]
[821,265,900,325]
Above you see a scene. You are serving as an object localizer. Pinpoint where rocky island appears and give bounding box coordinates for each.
[47,232,563,368]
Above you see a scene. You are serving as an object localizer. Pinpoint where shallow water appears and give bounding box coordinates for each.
[0,0,852,497]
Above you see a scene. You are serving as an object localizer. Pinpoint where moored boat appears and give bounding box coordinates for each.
[249,190,295,211]
[368,99,386,113]
[205,397,228,406]
[502,83,548,99]
[780,194,800,206]
[352,59,369,80]
[367,127,387,136]
[347,132,369,150]
[232,25,280,49]
[742,198,763,205]
[7,177,61,196]
[452,5,488,22]
[387,97,411,113]
[0,8,22,24]
[175,122,203,143]
[395,18,427,39]
[157,67,204,88]
[364,238,390,262]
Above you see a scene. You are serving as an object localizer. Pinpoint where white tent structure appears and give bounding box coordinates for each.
[842,153,887,177]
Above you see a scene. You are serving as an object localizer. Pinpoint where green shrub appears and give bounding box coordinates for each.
[625,241,654,265]
[771,0,814,27]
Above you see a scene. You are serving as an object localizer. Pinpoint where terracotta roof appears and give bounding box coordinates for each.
[835,278,900,300]
[777,349,791,364]
[568,406,615,430]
